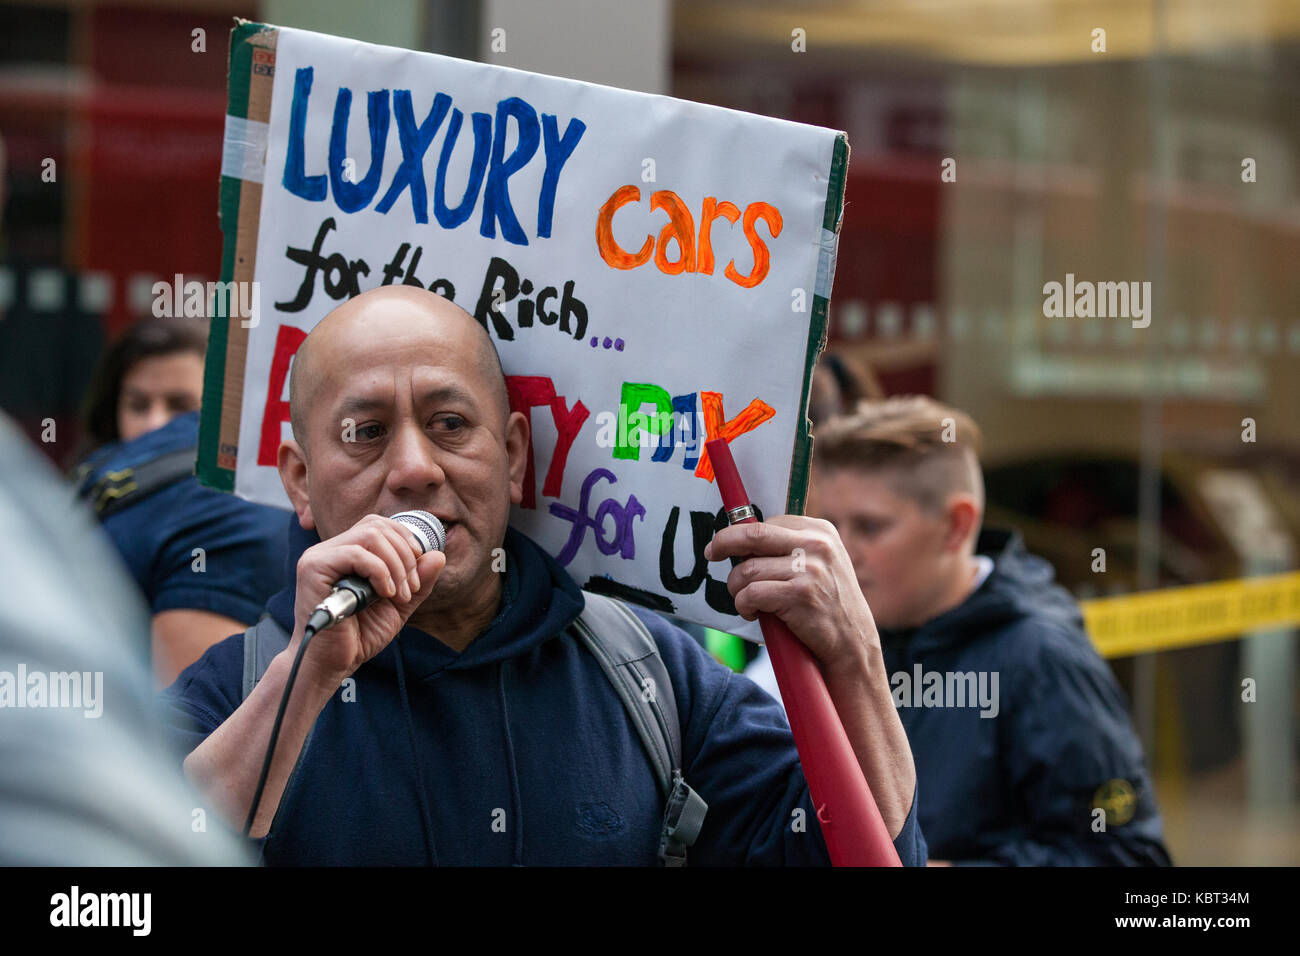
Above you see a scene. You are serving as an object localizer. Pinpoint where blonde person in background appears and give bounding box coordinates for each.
[747,396,1171,866]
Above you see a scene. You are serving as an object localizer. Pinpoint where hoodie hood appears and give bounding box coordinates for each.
[879,528,1083,654]
[265,518,587,679]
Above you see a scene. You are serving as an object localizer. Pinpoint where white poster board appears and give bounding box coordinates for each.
[200,22,848,639]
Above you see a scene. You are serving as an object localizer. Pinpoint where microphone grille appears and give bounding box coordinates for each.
[391,510,446,554]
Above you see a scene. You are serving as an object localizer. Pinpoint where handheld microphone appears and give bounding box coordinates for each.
[306,510,447,633]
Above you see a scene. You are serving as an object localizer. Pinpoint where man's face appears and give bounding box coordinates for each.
[809,465,955,631]
[284,296,526,611]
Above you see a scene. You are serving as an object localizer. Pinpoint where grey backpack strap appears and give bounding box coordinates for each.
[242,614,290,700]
[572,592,709,867]
[241,614,317,808]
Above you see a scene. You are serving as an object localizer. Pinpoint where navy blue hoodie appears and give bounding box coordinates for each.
[879,529,1171,866]
[161,520,926,866]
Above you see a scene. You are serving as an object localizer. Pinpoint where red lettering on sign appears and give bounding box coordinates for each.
[258,324,308,466]
[505,375,589,508]
[695,390,775,482]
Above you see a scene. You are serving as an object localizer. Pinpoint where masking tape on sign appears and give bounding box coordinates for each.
[222,115,268,184]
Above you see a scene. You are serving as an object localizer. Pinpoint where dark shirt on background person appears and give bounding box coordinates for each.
[878,528,1172,866]
[74,410,292,683]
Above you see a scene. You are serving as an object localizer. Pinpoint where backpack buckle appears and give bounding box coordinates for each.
[658,773,708,867]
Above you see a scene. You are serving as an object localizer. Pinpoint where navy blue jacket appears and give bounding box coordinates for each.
[879,529,1171,865]
[75,412,291,627]
[160,520,926,866]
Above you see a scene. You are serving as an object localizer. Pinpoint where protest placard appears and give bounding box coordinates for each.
[200,21,848,638]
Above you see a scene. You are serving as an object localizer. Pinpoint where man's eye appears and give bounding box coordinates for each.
[355,423,385,441]
[432,415,466,432]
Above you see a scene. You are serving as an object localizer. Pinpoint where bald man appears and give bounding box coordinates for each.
[160,286,925,866]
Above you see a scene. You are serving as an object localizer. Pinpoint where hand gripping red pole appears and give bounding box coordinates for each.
[707,438,901,867]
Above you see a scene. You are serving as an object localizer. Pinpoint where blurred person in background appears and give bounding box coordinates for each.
[0,410,250,865]
[808,351,883,427]
[72,317,290,686]
[78,314,208,451]
[748,395,1171,865]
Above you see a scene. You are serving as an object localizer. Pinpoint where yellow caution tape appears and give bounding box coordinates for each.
[1082,572,1300,658]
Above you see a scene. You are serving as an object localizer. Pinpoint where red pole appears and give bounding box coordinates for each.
[707,438,901,867]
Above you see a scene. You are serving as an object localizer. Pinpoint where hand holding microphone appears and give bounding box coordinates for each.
[245,510,446,835]
[289,511,447,687]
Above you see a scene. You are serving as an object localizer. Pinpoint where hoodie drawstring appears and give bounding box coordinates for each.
[394,638,438,866]
[498,661,524,865]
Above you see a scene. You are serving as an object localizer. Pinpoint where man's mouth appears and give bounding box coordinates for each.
[433,516,457,545]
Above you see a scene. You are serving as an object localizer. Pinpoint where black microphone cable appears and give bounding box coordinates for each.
[242,606,331,838]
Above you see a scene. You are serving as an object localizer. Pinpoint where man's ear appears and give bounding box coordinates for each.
[943,493,980,554]
[505,410,530,506]
[277,438,316,531]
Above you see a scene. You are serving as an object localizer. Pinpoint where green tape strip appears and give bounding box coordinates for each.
[785,133,848,516]
[198,21,270,492]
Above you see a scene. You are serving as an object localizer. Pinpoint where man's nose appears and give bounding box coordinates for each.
[383,420,446,494]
